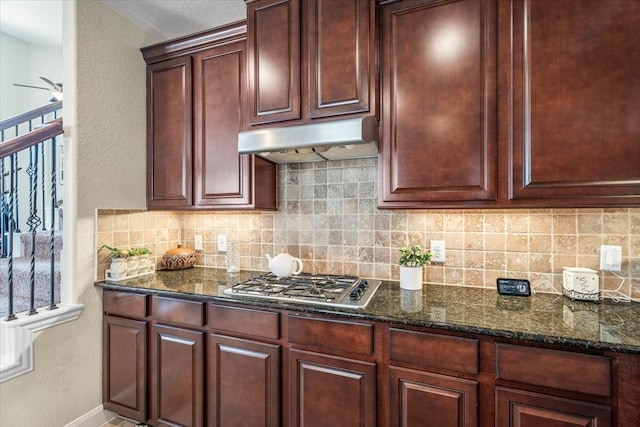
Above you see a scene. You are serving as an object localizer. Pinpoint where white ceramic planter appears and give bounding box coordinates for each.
[399,266,423,290]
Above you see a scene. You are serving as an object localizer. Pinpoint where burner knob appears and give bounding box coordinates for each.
[350,288,364,300]
[359,280,369,290]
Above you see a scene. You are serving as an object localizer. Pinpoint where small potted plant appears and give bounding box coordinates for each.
[103,245,130,278]
[134,247,152,273]
[399,245,431,290]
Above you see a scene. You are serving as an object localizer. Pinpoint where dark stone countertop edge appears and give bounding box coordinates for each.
[95,275,640,355]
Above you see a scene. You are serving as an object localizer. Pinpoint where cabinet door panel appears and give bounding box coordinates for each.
[150,324,204,427]
[209,334,280,426]
[247,0,301,124]
[103,316,147,422]
[289,349,376,427]
[496,387,611,427]
[194,43,252,207]
[308,0,373,118]
[147,57,192,208]
[380,0,497,206]
[505,0,640,204]
[389,366,478,427]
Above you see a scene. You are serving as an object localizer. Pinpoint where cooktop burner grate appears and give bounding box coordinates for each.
[224,272,382,309]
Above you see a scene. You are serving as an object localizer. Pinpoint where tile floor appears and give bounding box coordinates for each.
[102,417,150,427]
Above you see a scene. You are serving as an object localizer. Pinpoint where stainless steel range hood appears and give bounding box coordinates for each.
[238,117,378,164]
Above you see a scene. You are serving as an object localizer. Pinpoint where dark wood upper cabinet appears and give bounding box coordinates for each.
[502,0,640,206]
[143,23,277,210]
[246,0,376,126]
[247,0,301,124]
[307,0,374,118]
[146,56,193,208]
[379,0,498,208]
[193,43,253,207]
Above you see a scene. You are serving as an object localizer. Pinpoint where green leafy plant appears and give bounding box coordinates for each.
[102,245,130,259]
[136,247,152,255]
[399,245,431,267]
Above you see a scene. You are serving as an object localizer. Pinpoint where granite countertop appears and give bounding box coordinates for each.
[95,267,640,354]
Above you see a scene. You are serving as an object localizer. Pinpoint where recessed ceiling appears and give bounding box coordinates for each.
[0,0,246,48]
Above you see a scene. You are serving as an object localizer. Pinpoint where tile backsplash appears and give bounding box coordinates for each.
[97,159,640,299]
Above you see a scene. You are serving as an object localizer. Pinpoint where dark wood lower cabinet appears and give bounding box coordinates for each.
[208,334,280,426]
[102,291,637,427]
[150,324,204,427]
[103,315,147,422]
[389,366,478,427]
[496,387,611,427]
[288,348,376,427]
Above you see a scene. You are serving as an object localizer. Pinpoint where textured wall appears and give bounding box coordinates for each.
[0,1,158,426]
[98,159,640,300]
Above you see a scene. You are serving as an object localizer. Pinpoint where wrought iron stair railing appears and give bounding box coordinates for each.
[0,101,63,320]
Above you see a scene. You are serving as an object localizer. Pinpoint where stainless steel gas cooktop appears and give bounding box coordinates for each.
[224,272,382,309]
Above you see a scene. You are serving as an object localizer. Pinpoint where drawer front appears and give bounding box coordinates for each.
[104,290,147,319]
[209,304,280,340]
[496,344,611,397]
[151,296,204,328]
[287,315,374,356]
[389,328,479,374]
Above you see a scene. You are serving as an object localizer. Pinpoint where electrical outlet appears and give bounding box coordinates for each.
[217,234,227,253]
[430,240,445,263]
[194,235,203,251]
[600,245,622,271]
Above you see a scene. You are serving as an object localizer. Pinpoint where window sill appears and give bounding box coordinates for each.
[0,303,84,383]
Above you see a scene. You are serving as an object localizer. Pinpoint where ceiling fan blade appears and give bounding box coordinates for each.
[40,76,63,92]
[13,83,50,91]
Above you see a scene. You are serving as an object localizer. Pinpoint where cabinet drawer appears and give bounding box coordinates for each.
[209,304,280,340]
[151,296,204,328]
[389,328,479,374]
[496,344,611,397]
[104,290,147,319]
[287,315,374,356]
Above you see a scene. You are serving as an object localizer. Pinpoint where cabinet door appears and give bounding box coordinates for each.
[307,0,374,118]
[103,315,147,422]
[147,56,193,208]
[150,324,204,427]
[379,0,498,207]
[193,42,253,207]
[208,334,280,426]
[389,366,478,427]
[496,387,611,427]
[288,348,376,427]
[504,0,640,205]
[247,0,301,125]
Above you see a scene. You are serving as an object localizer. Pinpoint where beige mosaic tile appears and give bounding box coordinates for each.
[95,159,640,299]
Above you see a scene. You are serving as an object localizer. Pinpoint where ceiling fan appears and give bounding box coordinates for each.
[13,76,63,102]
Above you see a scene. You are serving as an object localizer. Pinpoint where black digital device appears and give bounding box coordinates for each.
[497,278,531,296]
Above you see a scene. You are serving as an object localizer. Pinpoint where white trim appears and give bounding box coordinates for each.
[64,405,117,427]
[0,323,33,383]
[0,303,83,383]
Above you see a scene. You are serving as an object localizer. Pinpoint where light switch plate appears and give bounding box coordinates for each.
[600,245,622,271]
[217,234,227,253]
[194,235,203,251]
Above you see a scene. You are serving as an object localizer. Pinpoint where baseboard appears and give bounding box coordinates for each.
[65,405,116,427]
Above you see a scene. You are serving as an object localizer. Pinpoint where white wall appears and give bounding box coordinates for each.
[0,0,158,425]
[0,32,62,120]
[0,33,31,119]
